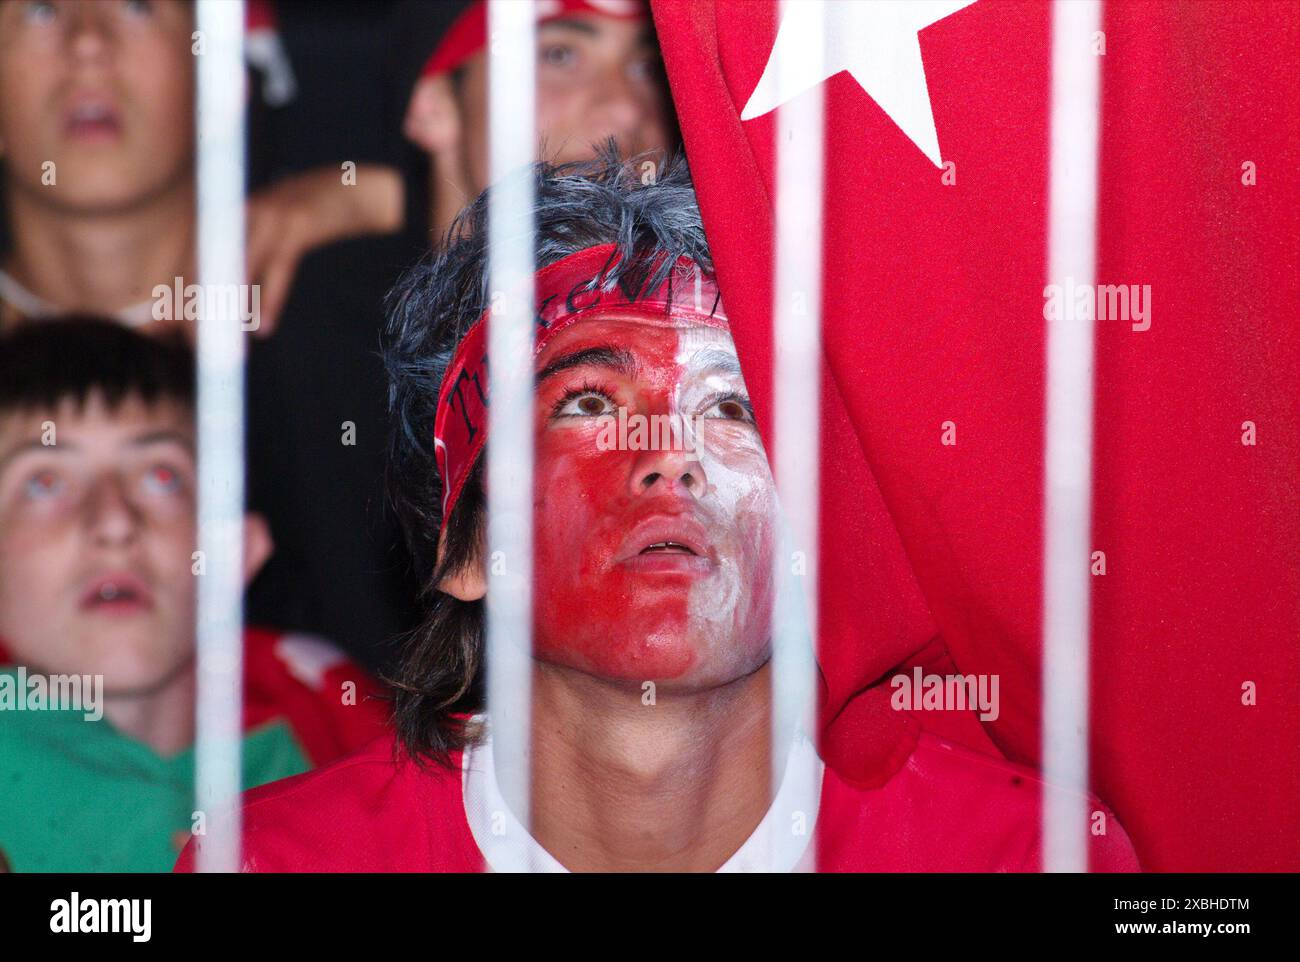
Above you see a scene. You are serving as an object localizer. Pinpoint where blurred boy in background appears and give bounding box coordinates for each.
[0,0,399,335]
[400,0,676,239]
[0,320,387,872]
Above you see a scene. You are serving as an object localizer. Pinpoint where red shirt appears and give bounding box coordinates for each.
[176,729,1140,872]
[240,627,389,766]
[0,626,387,768]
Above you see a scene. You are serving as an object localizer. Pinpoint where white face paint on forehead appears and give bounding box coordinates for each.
[669,327,747,410]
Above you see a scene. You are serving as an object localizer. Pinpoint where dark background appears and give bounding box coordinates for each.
[244,0,470,672]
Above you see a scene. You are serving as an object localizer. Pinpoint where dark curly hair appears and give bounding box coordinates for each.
[382,148,715,767]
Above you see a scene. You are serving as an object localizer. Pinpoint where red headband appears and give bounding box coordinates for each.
[421,0,647,79]
[433,243,728,533]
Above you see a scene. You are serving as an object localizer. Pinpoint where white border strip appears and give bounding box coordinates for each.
[1042,0,1102,874]
[771,0,825,866]
[483,0,537,873]
[194,0,248,874]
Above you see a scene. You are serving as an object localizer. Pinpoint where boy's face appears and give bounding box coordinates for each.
[465,14,671,186]
[410,11,673,196]
[0,0,196,213]
[0,391,197,694]
[531,313,776,690]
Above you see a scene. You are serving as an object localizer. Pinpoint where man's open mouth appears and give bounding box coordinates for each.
[639,541,698,555]
[64,98,124,141]
[79,573,155,614]
[617,515,716,574]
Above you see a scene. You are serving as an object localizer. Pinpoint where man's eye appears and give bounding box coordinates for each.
[23,469,65,500]
[24,1,57,24]
[123,0,154,16]
[627,54,662,84]
[141,464,183,495]
[554,390,615,418]
[702,395,754,423]
[540,43,576,68]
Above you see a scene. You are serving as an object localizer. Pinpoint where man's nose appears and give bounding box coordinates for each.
[67,2,115,63]
[591,66,647,139]
[627,444,708,500]
[83,475,140,548]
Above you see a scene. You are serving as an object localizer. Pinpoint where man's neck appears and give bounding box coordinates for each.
[102,659,197,758]
[512,659,775,872]
[3,178,196,323]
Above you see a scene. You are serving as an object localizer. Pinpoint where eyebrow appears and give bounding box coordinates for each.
[0,440,61,476]
[536,346,638,386]
[689,347,745,380]
[0,430,195,476]
[129,430,196,456]
[540,17,658,47]
[539,18,601,37]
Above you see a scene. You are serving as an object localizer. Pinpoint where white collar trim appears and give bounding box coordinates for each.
[0,269,156,328]
[461,713,823,872]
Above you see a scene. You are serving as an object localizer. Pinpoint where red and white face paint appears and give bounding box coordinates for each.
[432,245,775,688]
[531,313,776,688]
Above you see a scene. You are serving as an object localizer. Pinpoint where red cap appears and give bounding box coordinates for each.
[420,0,647,79]
[246,0,277,31]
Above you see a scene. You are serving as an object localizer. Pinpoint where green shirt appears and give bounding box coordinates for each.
[0,667,310,872]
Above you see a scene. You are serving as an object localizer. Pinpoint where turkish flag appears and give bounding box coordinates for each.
[651,0,1299,870]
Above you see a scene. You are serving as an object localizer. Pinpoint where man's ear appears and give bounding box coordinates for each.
[435,524,487,602]
[241,512,275,588]
[403,73,461,156]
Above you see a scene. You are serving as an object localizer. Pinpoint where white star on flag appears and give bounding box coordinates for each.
[741,0,978,167]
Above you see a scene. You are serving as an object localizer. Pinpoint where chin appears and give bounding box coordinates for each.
[540,624,767,691]
[53,161,180,212]
[536,629,697,684]
[98,655,193,697]
[66,630,192,695]
[48,183,148,215]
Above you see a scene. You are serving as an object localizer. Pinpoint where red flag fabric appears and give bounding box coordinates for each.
[651,0,1299,871]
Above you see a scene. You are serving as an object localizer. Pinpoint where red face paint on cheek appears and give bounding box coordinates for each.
[532,442,697,680]
[531,321,700,681]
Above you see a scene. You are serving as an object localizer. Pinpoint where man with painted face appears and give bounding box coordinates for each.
[177,154,1140,872]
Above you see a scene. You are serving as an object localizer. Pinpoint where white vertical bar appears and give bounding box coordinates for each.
[484,0,537,872]
[194,0,248,873]
[771,0,825,866]
[1042,0,1102,874]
